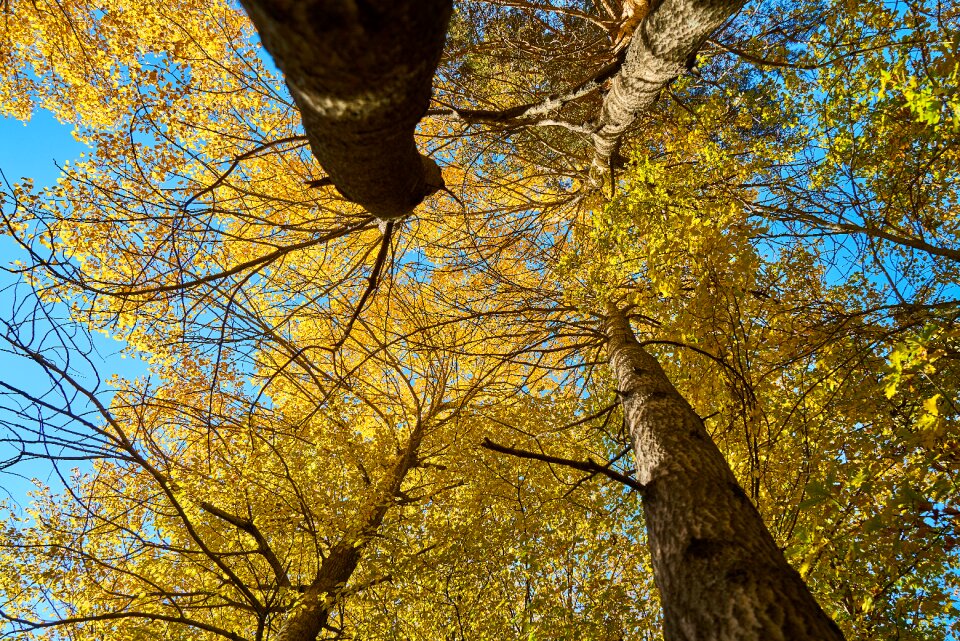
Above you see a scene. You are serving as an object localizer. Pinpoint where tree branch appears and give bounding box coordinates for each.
[0,609,247,641]
[330,221,394,352]
[428,53,625,126]
[181,135,308,212]
[114,218,374,297]
[196,500,292,589]
[766,207,960,263]
[481,437,645,492]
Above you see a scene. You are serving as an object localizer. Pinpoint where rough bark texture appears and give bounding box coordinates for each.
[240,0,452,220]
[592,0,744,178]
[605,306,845,641]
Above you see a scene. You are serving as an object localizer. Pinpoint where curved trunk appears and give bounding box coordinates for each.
[241,0,452,220]
[605,306,845,640]
[277,543,361,641]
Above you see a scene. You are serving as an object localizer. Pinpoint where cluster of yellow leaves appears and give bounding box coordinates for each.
[1,0,959,639]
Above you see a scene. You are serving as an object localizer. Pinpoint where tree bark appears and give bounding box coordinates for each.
[591,0,745,180]
[605,305,845,641]
[240,0,452,220]
[276,419,426,641]
[278,542,361,641]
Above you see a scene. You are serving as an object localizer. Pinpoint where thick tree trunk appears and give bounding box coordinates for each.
[605,306,845,640]
[592,0,744,180]
[240,0,452,220]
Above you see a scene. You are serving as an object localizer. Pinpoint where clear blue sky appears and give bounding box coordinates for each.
[0,112,144,505]
[0,111,85,184]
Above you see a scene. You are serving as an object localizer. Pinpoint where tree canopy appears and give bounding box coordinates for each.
[0,0,958,640]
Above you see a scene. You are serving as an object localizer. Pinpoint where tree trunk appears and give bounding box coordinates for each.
[278,542,361,641]
[605,305,845,640]
[592,0,745,180]
[240,0,452,220]
[276,418,426,640]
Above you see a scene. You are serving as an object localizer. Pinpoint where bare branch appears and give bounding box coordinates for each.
[481,437,645,492]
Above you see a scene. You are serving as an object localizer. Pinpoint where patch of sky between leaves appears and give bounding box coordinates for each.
[0,111,148,507]
[0,34,308,509]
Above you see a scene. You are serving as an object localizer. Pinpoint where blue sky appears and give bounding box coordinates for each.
[0,111,84,184]
[0,112,145,506]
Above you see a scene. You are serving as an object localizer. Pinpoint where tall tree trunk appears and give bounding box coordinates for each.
[591,0,745,181]
[605,305,845,640]
[240,0,452,220]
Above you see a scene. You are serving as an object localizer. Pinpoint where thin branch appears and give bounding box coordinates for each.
[181,135,309,211]
[706,39,818,70]
[330,221,394,352]
[481,437,645,492]
[196,500,292,589]
[474,0,612,30]
[0,609,247,641]
[762,206,960,263]
[115,217,374,297]
[428,53,625,125]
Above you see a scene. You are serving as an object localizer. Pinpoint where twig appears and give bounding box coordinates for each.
[331,221,394,352]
